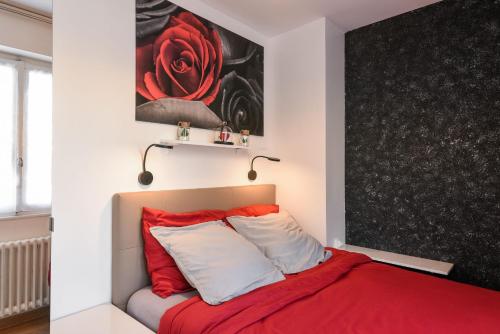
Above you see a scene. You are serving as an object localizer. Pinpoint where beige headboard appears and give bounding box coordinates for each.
[112,184,276,310]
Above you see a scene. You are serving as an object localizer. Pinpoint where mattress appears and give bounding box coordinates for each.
[127,286,198,332]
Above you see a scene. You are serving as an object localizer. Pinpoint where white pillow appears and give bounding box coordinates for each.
[150,221,284,305]
[227,210,331,274]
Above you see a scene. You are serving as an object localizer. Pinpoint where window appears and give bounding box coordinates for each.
[0,53,52,216]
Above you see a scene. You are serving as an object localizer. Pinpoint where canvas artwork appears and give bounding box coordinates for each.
[136,0,265,136]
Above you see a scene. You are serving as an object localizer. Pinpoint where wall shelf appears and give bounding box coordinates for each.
[160,139,250,150]
[339,244,454,275]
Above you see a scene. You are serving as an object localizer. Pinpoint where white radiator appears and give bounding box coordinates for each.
[0,236,51,319]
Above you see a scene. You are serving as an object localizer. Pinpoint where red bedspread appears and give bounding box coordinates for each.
[158,249,500,334]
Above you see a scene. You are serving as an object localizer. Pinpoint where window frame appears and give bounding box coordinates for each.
[0,51,52,217]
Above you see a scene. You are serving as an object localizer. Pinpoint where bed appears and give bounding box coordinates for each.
[112,185,500,334]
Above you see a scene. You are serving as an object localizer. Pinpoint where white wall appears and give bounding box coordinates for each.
[0,9,52,59]
[51,0,277,320]
[268,19,328,243]
[268,18,346,245]
[325,19,346,247]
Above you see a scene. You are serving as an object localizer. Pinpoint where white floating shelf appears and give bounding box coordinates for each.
[339,244,454,275]
[160,139,250,150]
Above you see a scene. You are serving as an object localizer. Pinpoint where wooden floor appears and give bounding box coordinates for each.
[0,318,49,334]
[0,308,49,334]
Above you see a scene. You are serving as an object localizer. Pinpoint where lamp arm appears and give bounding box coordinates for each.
[142,144,157,172]
[138,143,173,186]
[250,155,267,170]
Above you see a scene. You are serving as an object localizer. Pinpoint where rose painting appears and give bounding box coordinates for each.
[136,0,264,136]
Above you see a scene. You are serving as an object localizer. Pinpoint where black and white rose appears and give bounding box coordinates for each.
[215,71,263,135]
[136,0,178,39]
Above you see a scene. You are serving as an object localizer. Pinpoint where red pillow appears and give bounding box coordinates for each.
[225,204,279,217]
[142,207,226,298]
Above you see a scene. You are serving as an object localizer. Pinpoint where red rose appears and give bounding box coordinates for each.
[136,12,223,106]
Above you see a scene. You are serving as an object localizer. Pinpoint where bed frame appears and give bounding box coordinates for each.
[111,184,276,310]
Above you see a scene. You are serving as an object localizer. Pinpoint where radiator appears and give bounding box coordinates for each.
[0,236,51,319]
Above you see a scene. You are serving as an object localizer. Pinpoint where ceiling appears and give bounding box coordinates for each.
[200,0,441,36]
[0,0,440,35]
[1,0,51,17]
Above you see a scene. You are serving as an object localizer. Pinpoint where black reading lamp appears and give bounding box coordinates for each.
[248,155,281,181]
[138,144,173,185]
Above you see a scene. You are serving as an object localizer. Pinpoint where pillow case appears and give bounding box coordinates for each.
[225,204,279,218]
[226,210,332,274]
[150,221,285,305]
[142,207,226,298]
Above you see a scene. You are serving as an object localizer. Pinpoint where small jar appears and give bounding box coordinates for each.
[239,130,250,147]
[177,121,191,141]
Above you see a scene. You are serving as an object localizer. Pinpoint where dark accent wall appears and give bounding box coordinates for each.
[345,0,500,290]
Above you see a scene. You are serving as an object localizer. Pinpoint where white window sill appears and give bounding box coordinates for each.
[0,212,51,222]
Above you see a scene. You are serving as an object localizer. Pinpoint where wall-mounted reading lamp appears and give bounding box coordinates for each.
[248,155,281,181]
[138,144,173,185]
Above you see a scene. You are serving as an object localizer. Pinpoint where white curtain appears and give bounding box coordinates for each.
[22,67,53,211]
[0,60,17,215]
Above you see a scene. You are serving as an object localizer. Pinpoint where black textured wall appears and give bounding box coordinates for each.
[345,0,500,290]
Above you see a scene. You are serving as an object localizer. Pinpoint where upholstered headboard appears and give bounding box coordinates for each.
[111,184,276,310]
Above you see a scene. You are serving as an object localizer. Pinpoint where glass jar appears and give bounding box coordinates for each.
[239,130,250,147]
[177,121,191,141]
